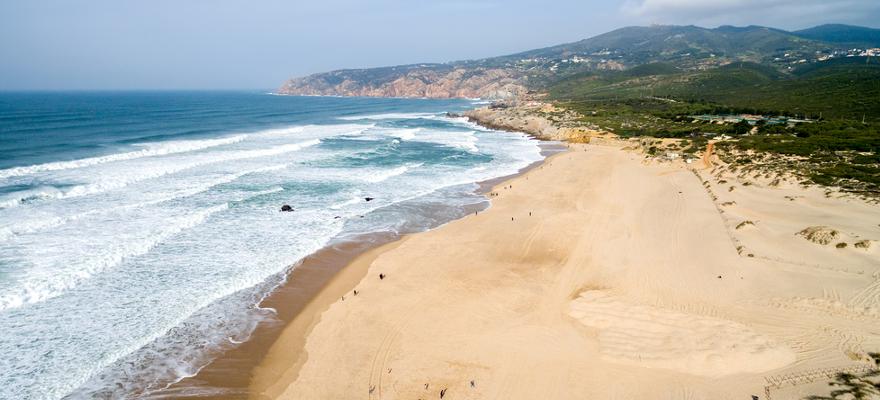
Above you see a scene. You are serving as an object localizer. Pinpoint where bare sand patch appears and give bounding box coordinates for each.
[569,290,796,377]
[252,142,880,400]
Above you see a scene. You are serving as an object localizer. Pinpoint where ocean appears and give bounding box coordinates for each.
[0,91,544,399]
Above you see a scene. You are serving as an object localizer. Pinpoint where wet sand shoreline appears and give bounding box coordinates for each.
[159,142,565,399]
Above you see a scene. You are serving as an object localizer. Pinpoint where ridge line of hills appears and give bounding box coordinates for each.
[277,23,880,122]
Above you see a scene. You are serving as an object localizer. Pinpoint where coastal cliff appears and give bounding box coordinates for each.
[464,102,609,142]
[277,66,527,99]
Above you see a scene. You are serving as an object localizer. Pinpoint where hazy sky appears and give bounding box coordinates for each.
[1,0,878,90]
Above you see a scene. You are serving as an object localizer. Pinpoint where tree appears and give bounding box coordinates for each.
[730,119,752,135]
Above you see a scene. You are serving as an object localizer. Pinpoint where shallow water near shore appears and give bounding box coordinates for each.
[0,92,544,399]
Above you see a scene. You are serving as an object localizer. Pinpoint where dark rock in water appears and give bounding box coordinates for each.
[334,216,341,219]
[446,112,463,118]
[364,197,375,202]
[280,204,294,212]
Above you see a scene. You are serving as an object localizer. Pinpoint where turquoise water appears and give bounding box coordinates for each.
[0,92,543,399]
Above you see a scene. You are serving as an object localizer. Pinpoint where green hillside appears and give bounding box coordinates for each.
[793,24,880,46]
[545,53,880,194]
[548,58,880,122]
[283,23,879,98]
[498,25,832,71]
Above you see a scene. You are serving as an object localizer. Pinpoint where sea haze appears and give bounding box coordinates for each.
[0,92,543,399]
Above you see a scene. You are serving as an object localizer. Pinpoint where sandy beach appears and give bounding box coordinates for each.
[6,9,880,399]
[249,140,880,400]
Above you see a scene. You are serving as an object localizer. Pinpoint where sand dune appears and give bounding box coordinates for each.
[252,142,880,400]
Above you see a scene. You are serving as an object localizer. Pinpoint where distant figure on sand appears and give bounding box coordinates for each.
[379,273,385,280]
[440,388,447,398]
[470,380,475,388]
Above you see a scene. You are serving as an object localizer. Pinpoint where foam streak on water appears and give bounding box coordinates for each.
[0,93,543,399]
[0,135,249,180]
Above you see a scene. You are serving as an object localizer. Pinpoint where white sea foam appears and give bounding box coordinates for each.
[391,128,420,140]
[330,195,364,210]
[248,126,305,137]
[0,164,289,242]
[247,186,284,198]
[337,112,439,121]
[0,140,318,209]
[0,203,229,310]
[412,130,479,153]
[362,164,420,183]
[238,123,370,139]
[0,122,357,188]
[0,102,547,400]
[456,131,479,153]
[347,124,377,135]
[0,135,248,180]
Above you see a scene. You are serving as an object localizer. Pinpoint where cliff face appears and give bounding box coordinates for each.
[464,102,611,142]
[277,67,528,99]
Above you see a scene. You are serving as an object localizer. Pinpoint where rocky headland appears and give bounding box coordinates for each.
[463,101,609,142]
[277,66,527,99]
